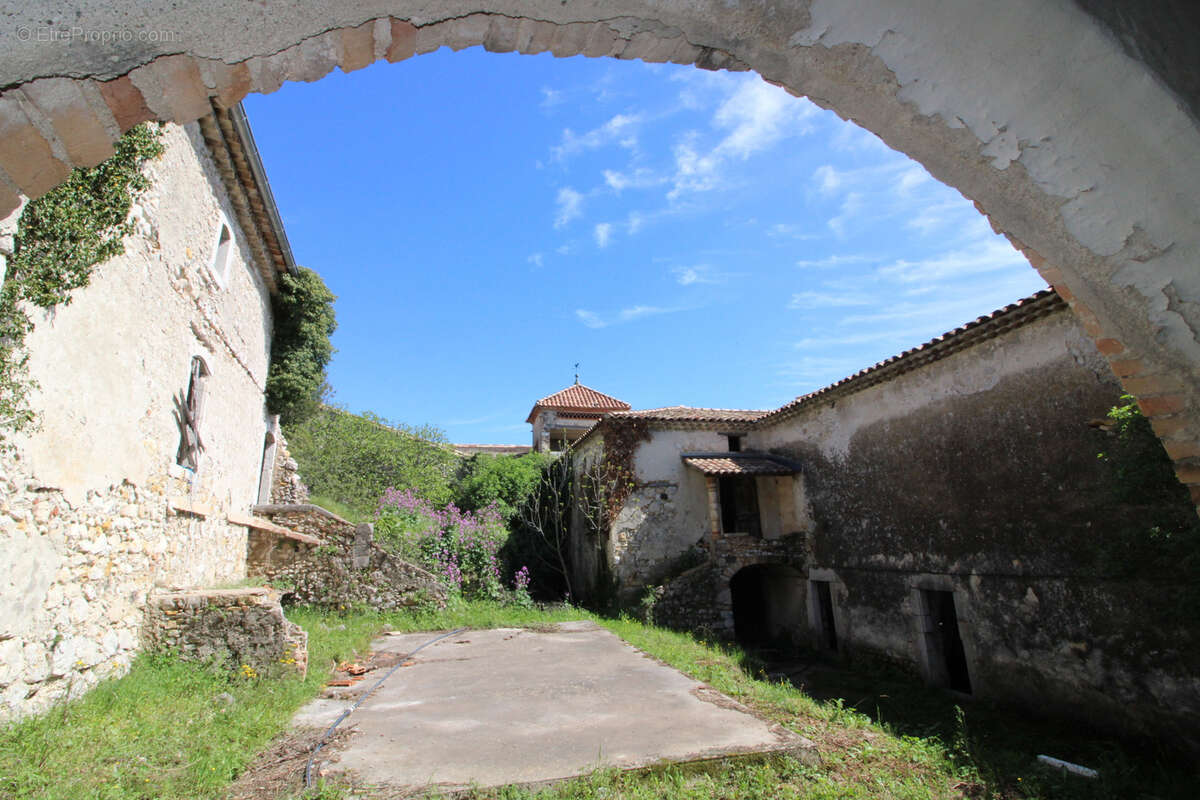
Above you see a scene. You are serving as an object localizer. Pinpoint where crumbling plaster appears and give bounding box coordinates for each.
[13,121,272,506]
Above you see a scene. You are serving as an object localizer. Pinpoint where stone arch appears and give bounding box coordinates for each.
[3,2,1199,508]
[727,561,807,649]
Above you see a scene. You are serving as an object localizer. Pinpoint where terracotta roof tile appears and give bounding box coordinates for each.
[526,383,630,423]
[611,406,769,423]
[683,454,799,476]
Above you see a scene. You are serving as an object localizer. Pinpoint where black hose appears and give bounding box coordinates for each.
[304,627,468,788]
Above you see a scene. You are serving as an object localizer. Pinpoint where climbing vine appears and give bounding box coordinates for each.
[1096,395,1200,600]
[588,417,651,527]
[265,266,337,426]
[0,123,164,443]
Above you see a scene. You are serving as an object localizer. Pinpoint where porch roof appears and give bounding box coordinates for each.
[681,452,799,476]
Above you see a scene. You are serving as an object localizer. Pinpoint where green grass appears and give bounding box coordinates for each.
[0,609,377,800]
[1,600,1194,800]
[304,494,368,524]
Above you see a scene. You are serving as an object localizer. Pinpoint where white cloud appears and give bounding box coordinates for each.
[594,222,613,248]
[795,254,874,269]
[668,75,815,200]
[552,113,641,162]
[672,264,736,286]
[556,244,571,256]
[767,223,818,240]
[788,291,874,310]
[575,309,605,329]
[876,238,1026,284]
[626,211,644,234]
[603,167,664,193]
[527,252,544,268]
[828,192,865,236]
[540,87,564,109]
[713,79,814,159]
[574,304,687,328]
[814,164,842,194]
[554,187,583,228]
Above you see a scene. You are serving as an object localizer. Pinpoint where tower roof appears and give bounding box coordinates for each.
[526,382,631,423]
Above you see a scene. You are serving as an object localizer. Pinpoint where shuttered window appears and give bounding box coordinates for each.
[176,356,209,469]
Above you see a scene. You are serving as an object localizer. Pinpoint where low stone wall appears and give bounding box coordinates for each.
[251,504,446,610]
[143,587,306,676]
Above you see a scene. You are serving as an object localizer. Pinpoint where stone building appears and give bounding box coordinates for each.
[0,101,295,720]
[527,380,630,453]
[567,289,1198,748]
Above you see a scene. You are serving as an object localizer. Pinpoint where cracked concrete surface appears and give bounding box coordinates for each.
[294,621,814,793]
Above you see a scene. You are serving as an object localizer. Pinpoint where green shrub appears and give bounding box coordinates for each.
[453,451,552,519]
[266,266,337,426]
[285,406,457,517]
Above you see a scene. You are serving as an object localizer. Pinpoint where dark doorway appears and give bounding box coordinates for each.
[730,564,804,649]
[719,475,761,537]
[921,589,972,694]
[811,580,838,652]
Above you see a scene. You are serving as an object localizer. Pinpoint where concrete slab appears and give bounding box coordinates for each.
[296,620,813,794]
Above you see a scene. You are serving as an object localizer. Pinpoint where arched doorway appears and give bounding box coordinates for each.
[1,2,1198,511]
[729,563,805,650]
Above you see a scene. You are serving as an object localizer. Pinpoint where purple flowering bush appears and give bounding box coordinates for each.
[375,487,505,600]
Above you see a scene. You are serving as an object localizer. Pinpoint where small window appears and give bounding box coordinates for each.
[176,356,210,469]
[727,435,742,452]
[209,221,232,287]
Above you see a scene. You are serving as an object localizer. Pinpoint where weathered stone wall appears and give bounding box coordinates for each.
[752,307,1199,747]
[0,121,274,721]
[252,504,446,610]
[143,587,306,676]
[269,427,309,505]
[608,429,725,601]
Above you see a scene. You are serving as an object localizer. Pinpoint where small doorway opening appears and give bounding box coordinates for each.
[920,589,972,694]
[730,564,805,650]
[811,579,838,652]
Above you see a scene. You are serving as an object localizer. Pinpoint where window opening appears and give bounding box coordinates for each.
[727,434,742,452]
[719,475,761,537]
[210,222,232,286]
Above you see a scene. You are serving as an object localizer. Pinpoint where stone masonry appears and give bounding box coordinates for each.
[143,587,307,677]
[251,504,446,611]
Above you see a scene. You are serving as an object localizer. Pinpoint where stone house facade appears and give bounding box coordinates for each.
[567,289,1198,748]
[0,101,295,721]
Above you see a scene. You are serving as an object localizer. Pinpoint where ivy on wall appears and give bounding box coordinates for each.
[265,266,337,427]
[0,123,164,443]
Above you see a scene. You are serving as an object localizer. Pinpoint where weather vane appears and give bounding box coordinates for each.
[574,362,580,384]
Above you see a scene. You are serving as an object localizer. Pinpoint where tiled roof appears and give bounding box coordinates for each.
[611,406,769,423]
[452,444,533,457]
[526,383,631,423]
[759,289,1065,425]
[682,453,799,476]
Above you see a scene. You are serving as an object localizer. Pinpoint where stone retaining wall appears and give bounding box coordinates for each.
[251,504,446,610]
[143,587,306,676]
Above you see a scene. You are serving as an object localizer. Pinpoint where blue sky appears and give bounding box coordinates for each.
[244,48,1046,445]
